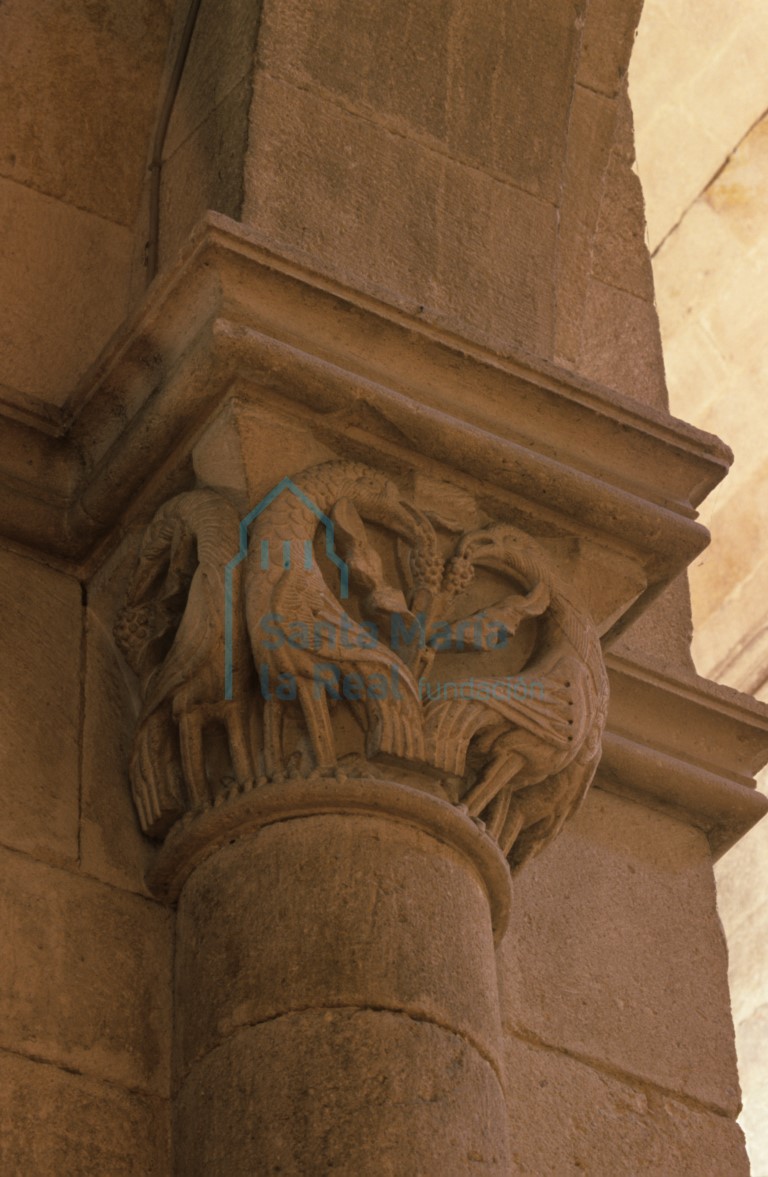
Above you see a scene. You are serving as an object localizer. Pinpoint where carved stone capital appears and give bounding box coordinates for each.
[116,458,608,883]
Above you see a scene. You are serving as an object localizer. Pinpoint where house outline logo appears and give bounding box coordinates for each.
[223,477,350,700]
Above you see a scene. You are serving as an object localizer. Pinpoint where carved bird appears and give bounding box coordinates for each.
[115,489,254,835]
[424,525,608,872]
[245,461,441,776]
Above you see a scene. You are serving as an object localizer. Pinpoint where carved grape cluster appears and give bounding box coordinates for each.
[114,603,157,662]
[411,548,444,594]
[444,553,475,596]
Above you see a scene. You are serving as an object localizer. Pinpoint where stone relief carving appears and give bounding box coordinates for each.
[115,460,608,872]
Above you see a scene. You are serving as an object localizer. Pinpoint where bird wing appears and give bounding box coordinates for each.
[142,565,228,716]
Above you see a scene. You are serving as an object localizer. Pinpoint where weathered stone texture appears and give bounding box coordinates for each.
[577,0,644,97]
[0,179,133,403]
[160,77,252,273]
[158,0,266,271]
[577,277,666,407]
[257,0,583,202]
[0,848,172,1095]
[175,815,503,1081]
[0,547,81,865]
[553,83,618,366]
[80,603,152,896]
[0,0,171,226]
[497,788,741,1115]
[0,1052,169,1177]
[504,1034,749,1176]
[0,0,171,408]
[176,1009,510,1176]
[243,73,557,356]
[164,0,264,161]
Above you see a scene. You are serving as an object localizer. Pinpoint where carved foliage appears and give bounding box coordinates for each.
[115,461,608,872]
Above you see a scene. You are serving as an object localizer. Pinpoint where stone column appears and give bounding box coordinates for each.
[113,443,611,1174]
[156,777,512,1175]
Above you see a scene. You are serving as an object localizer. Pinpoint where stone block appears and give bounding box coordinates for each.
[497,789,742,1115]
[445,0,582,200]
[553,84,618,365]
[176,1009,509,1176]
[504,1033,749,1175]
[0,0,170,226]
[699,244,768,374]
[577,0,644,97]
[717,792,768,939]
[175,814,503,1079]
[258,0,451,143]
[0,848,172,1095]
[591,148,655,302]
[160,78,251,272]
[0,178,132,404]
[243,73,556,357]
[259,0,582,203]
[432,146,557,358]
[164,0,264,159]
[0,1051,169,1176]
[80,538,155,895]
[577,276,667,407]
[611,572,695,677]
[0,547,80,865]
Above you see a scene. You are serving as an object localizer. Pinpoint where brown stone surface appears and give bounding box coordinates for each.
[505,1033,749,1175]
[81,545,155,895]
[611,573,696,675]
[176,1009,509,1176]
[0,0,171,408]
[175,814,504,1080]
[164,0,263,160]
[0,847,171,1095]
[0,547,81,865]
[577,0,643,98]
[0,178,133,402]
[160,78,251,272]
[243,72,557,357]
[591,140,656,303]
[498,788,742,1115]
[577,276,667,407]
[259,0,583,203]
[0,4,762,1174]
[0,1051,169,1176]
[553,83,617,366]
[0,0,170,226]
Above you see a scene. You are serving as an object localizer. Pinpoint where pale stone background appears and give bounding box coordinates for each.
[631,4,768,1171]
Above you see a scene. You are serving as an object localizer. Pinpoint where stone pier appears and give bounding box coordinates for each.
[1,3,767,1175]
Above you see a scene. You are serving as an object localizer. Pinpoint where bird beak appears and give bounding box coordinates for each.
[367,585,410,616]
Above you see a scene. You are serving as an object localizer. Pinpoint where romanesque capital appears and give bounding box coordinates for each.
[115,459,608,888]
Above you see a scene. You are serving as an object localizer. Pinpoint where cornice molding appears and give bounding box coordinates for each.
[3,214,766,852]
[601,655,768,855]
[0,215,729,631]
